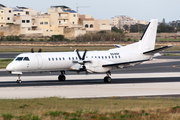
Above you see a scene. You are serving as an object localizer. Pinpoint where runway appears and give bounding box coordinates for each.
[0,73,180,99]
[0,55,180,99]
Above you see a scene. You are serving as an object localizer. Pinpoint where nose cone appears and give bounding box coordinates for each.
[6,63,14,71]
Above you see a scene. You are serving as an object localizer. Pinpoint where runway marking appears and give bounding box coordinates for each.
[143,59,180,64]
[120,65,179,71]
[1,72,180,82]
[1,82,180,99]
[173,65,180,68]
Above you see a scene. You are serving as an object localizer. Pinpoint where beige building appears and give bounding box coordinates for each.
[0,4,111,38]
[0,4,14,27]
[79,15,111,32]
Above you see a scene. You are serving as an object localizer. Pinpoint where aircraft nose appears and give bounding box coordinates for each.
[6,63,14,71]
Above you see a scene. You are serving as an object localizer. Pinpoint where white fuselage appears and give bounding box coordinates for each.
[6,50,151,74]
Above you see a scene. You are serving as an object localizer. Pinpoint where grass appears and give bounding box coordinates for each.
[0,97,180,120]
[0,45,180,52]
[0,59,13,69]
[164,46,180,51]
[156,38,180,42]
[0,46,114,52]
[163,53,180,56]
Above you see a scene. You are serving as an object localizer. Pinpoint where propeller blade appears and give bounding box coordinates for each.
[31,48,34,53]
[82,49,87,60]
[83,65,86,70]
[83,65,88,75]
[76,49,82,60]
[38,48,42,53]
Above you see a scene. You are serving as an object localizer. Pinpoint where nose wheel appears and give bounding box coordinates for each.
[58,71,66,81]
[16,74,22,84]
[104,71,112,83]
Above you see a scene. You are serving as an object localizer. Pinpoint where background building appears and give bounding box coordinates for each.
[111,15,148,29]
[0,4,111,38]
[79,15,111,32]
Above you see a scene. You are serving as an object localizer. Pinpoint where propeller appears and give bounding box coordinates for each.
[31,48,34,53]
[38,48,42,53]
[74,49,91,73]
[76,49,87,61]
[31,48,42,53]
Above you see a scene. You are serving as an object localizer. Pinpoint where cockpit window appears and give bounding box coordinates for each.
[15,57,23,61]
[23,57,30,61]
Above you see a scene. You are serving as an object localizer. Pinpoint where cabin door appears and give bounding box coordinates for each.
[36,55,43,69]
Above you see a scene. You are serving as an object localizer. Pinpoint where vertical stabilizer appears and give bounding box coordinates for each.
[109,19,158,51]
[139,19,158,51]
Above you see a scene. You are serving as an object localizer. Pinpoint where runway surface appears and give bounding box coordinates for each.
[0,55,180,99]
[0,73,180,99]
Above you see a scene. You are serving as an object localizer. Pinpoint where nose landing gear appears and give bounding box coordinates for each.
[16,74,22,84]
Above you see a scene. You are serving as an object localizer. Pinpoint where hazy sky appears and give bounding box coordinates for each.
[1,0,179,22]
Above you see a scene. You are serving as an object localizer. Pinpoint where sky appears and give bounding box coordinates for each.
[1,0,179,23]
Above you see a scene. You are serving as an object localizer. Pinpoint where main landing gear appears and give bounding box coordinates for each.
[16,74,22,84]
[104,71,112,83]
[58,71,66,81]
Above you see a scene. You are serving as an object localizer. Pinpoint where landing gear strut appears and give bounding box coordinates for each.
[104,71,112,83]
[58,71,66,81]
[16,74,22,84]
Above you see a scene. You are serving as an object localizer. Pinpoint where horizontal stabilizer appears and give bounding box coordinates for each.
[114,44,123,48]
[102,59,150,67]
[143,45,173,55]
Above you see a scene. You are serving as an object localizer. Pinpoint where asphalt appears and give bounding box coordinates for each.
[0,77,180,88]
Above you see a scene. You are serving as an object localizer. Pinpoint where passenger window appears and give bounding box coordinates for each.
[52,58,54,61]
[91,56,93,58]
[112,56,114,59]
[105,56,107,59]
[108,56,111,59]
[56,58,58,61]
[95,56,97,58]
[59,58,61,60]
[102,56,104,59]
[119,56,120,58]
[63,57,65,60]
[49,58,51,61]
[69,57,71,60]
[15,57,23,61]
[23,57,30,61]
[76,57,78,60]
[115,56,117,59]
[98,56,100,59]
[72,57,74,60]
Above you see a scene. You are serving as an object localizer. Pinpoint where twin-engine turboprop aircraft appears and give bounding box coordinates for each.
[6,19,172,83]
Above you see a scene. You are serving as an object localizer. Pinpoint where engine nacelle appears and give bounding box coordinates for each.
[85,59,112,73]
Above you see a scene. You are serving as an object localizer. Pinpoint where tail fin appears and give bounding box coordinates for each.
[139,19,158,51]
[110,19,158,51]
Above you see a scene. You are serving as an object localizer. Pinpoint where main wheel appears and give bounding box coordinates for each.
[104,76,112,83]
[58,75,66,81]
[16,80,21,84]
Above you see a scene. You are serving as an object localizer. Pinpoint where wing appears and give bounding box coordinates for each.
[102,59,150,67]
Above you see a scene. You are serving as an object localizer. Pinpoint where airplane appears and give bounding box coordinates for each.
[6,19,173,84]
